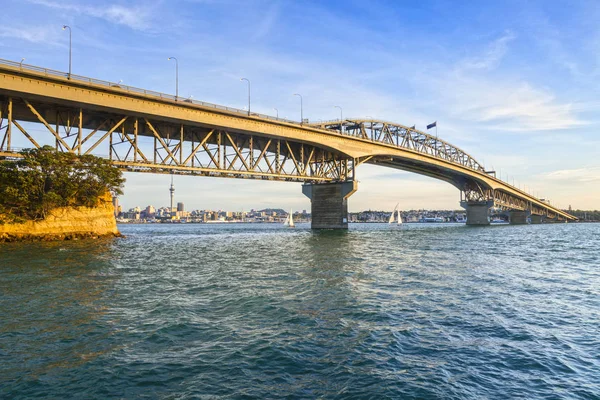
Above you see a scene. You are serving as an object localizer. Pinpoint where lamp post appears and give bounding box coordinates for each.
[240,78,250,116]
[293,93,303,124]
[62,25,72,78]
[168,57,178,100]
[19,58,25,70]
[334,105,343,133]
[273,108,279,118]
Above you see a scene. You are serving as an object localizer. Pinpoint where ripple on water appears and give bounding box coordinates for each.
[1,222,599,399]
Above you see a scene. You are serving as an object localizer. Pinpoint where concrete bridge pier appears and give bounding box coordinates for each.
[509,210,530,225]
[302,181,358,229]
[460,201,493,225]
[530,215,544,224]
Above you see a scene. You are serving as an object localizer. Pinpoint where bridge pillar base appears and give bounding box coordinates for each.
[509,210,530,225]
[302,181,357,229]
[461,201,493,226]
[530,215,544,224]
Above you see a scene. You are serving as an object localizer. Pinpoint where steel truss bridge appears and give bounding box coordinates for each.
[0,59,576,224]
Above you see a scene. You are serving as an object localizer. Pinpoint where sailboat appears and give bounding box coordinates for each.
[284,208,295,228]
[388,203,403,225]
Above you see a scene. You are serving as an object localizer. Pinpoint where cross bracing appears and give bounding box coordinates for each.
[0,97,352,182]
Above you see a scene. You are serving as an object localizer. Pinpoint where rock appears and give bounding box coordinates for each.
[0,194,120,243]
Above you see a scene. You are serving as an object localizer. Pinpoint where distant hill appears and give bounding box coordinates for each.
[258,208,287,215]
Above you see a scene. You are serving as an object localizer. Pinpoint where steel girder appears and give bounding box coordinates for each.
[0,97,353,182]
[461,180,563,220]
[310,119,485,172]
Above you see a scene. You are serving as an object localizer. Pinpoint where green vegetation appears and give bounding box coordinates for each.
[567,210,600,221]
[0,146,124,223]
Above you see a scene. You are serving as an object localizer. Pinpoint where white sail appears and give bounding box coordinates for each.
[389,203,399,224]
[397,209,403,224]
[289,208,295,227]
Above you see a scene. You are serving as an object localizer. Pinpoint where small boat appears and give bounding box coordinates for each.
[389,203,403,225]
[284,208,295,228]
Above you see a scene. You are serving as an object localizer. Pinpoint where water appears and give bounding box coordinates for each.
[1,222,599,399]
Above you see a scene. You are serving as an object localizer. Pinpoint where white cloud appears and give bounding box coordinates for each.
[414,33,585,132]
[251,2,280,41]
[0,26,58,43]
[461,31,517,70]
[453,80,584,131]
[26,0,155,31]
[542,167,600,183]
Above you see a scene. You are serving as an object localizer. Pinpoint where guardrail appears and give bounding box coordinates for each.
[0,58,300,125]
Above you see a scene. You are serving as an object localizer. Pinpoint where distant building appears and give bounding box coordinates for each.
[146,205,156,217]
[177,202,184,212]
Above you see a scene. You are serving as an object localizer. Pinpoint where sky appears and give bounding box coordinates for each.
[1,0,599,212]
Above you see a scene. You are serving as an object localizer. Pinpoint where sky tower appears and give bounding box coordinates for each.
[169,173,175,218]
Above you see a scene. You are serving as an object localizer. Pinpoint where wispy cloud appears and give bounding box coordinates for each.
[447,79,584,131]
[251,2,280,41]
[414,33,585,132]
[461,31,517,70]
[0,26,59,43]
[26,0,155,31]
[542,167,600,183]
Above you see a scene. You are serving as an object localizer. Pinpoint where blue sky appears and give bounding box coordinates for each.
[2,0,599,211]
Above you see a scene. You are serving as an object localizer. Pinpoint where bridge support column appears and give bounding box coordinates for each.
[509,210,530,225]
[302,181,357,229]
[460,201,493,226]
[530,215,544,224]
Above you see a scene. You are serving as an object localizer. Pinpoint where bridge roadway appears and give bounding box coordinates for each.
[0,59,576,228]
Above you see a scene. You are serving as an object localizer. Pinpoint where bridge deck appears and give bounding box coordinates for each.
[0,59,576,221]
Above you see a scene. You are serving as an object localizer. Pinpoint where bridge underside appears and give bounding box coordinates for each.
[0,96,353,183]
[366,157,568,223]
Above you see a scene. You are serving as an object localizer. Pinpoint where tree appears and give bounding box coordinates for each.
[0,146,125,223]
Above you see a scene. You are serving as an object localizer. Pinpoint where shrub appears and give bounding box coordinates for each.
[0,146,125,223]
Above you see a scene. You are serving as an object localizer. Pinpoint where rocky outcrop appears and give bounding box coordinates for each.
[0,195,120,242]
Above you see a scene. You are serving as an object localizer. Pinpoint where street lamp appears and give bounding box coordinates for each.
[62,25,72,78]
[19,58,25,70]
[168,57,178,100]
[293,93,303,124]
[240,78,250,116]
[273,108,279,118]
[334,105,343,133]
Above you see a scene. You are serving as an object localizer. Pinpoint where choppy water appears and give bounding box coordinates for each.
[1,222,599,399]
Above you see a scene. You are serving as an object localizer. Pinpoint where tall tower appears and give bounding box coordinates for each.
[169,173,175,218]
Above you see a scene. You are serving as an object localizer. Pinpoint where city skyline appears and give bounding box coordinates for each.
[1,0,599,210]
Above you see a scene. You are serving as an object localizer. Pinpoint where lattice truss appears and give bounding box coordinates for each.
[311,119,484,172]
[461,180,560,219]
[0,97,353,182]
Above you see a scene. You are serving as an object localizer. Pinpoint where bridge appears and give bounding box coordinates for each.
[0,58,576,228]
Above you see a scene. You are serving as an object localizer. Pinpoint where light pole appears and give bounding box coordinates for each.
[19,58,25,70]
[62,25,72,78]
[334,105,343,133]
[168,57,178,100]
[240,78,250,116]
[293,93,303,124]
[273,108,279,118]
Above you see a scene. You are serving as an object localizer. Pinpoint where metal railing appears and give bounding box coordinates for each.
[0,58,300,125]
